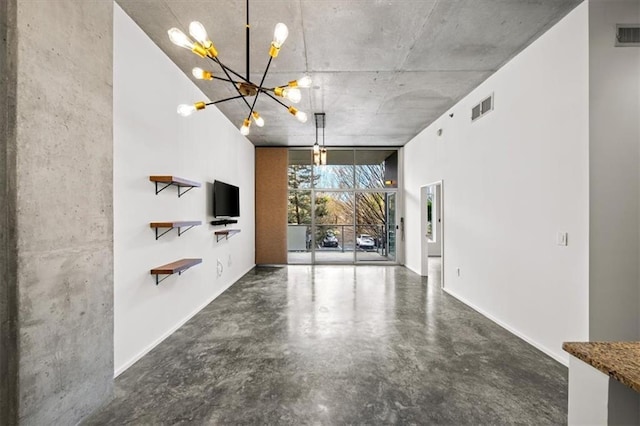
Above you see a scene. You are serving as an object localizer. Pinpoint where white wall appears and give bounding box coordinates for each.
[403,3,589,364]
[113,5,255,375]
[588,0,640,342]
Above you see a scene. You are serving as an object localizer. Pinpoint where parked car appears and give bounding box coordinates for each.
[356,234,375,250]
[322,233,339,248]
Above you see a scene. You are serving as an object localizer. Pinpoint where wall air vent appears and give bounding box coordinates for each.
[471,104,481,121]
[616,24,640,47]
[471,93,494,122]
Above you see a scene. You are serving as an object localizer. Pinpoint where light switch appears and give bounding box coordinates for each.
[557,232,568,246]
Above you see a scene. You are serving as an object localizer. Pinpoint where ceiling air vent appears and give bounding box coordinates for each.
[616,24,640,47]
[471,93,494,122]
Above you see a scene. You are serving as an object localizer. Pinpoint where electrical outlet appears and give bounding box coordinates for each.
[557,232,568,246]
[217,259,224,277]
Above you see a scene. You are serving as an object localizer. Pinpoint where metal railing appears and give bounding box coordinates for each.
[288,223,392,255]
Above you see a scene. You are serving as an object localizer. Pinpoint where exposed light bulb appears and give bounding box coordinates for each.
[168,28,195,50]
[275,87,302,103]
[295,76,312,88]
[192,67,213,80]
[320,147,327,165]
[177,104,197,117]
[295,111,307,123]
[252,112,265,127]
[283,88,301,103]
[189,21,209,46]
[272,23,289,48]
[288,106,308,123]
[240,119,251,136]
[188,21,218,57]
[177,101,205,117]
[168,27,207,57]
[313,142,320,166]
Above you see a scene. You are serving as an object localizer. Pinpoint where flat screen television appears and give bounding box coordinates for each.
[213,180,240,217]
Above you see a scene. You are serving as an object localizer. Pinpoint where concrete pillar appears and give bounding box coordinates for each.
[1,0,19,422]
[2,0,114,424]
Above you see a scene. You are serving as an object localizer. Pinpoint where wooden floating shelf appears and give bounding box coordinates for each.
[149,175,201,197]
[149,221,202,240]
[214,229,241,242]
[150,258,202,285]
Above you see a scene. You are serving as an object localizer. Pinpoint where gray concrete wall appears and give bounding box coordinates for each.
[12,0,115,423]
[1,0,18,422]
[589,0,640,341]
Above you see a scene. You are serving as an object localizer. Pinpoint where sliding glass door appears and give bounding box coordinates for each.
[314,191,354,263]
[355,192,396,262]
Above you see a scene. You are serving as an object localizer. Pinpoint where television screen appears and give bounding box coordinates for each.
[213,180,240,218]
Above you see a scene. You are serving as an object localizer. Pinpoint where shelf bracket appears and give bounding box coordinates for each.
[155,228,173,240]
[178,186,195,198]
[214,229,241,242]
[155,274,171,285]
[177,225,196,236]
[154,267,191,285]
[154,182,172,195]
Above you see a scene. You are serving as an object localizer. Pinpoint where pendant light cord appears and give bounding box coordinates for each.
[246,0,250,81]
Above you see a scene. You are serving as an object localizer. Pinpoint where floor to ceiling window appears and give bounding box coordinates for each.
[288,148,399,264]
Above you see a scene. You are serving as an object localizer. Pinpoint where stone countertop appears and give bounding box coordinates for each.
[563,342,640,393]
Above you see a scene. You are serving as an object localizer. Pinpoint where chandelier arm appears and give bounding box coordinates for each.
[211,57,252,85]
[211,57,254,111]
[207,94,246,105]
[212,75,242,84]
[246,56,273,120]
[261,90,290,109]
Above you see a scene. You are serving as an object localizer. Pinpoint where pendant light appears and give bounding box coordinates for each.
[169,0,312,136]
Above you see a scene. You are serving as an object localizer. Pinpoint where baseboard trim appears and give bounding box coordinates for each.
[442,287,569,367]
[405,263,421,276]
[114,264,256,377]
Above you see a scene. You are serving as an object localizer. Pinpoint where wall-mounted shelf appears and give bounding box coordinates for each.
[149,176,201,197]
[149,221,202,240]
[150,258,202,285]
[210,218,238,226]
[214,229,241,242]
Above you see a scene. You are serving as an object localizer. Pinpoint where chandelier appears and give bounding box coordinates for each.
[168,0,311,136]
[313,113,327,166]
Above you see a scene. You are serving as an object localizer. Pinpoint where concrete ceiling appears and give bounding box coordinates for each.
[117,0,581,147]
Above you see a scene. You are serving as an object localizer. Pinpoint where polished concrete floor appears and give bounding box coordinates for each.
[86,264,567,424]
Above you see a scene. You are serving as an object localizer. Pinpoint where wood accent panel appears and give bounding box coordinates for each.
[255,148,288,264]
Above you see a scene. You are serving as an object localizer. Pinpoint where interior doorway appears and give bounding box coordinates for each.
[421,181,444,287]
